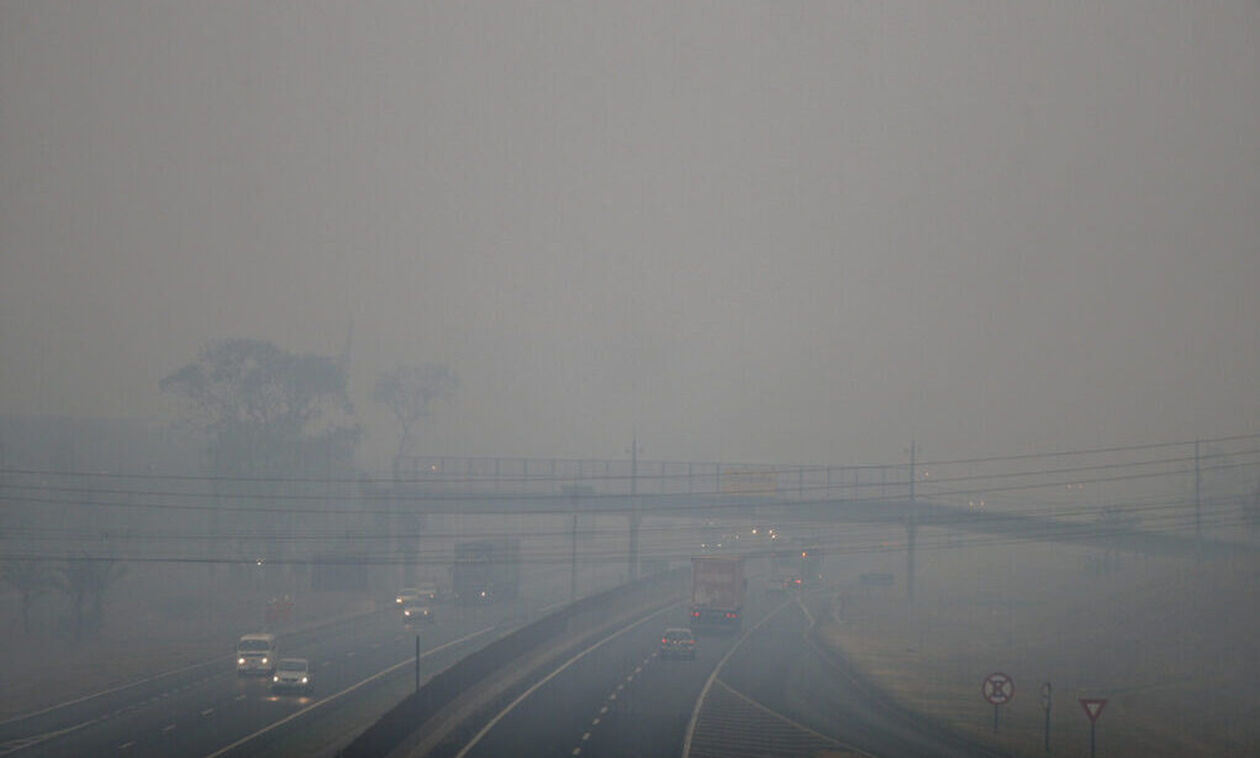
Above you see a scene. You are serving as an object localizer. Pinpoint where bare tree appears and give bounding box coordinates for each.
[57,554,126,640]
[374,364,458,471]
[1,559,54,634]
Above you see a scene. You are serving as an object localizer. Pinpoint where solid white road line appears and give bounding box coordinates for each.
[680,596,794,758]
[203,625,496,758]
[453,603,678,758]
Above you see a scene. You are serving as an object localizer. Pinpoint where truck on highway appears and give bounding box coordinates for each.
[690,555,746,629]
[452,538,520,604]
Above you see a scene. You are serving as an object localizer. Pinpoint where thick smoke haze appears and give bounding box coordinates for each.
[2,1,1257,468]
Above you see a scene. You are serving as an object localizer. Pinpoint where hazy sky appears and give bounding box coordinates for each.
[2,1,1257,468]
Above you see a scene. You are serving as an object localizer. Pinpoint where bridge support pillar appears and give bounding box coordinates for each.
[628,510,641,581]
[906,512,917,603]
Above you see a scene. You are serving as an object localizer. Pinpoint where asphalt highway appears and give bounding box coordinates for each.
[449,564,1003,757]
[0,553,630,758]
[0,601,504,758]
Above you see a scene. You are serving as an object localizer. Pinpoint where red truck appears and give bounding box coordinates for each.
[690,555,746,628]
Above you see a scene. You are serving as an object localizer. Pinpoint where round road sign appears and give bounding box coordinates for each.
[982,672,1014,705]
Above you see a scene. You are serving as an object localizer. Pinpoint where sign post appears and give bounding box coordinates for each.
[981,672,1014,732]
[1079,698,1107,758]
[1040,682,1052,752]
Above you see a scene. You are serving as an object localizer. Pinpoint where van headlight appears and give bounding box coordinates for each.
[273,675,279,682]
[261,657,268,665]
[238,657,246,665]
[300,677,308,684]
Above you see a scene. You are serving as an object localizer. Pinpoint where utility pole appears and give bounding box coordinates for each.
[906,441,917,603]
[1194,439,1202,549]
[570,488,579,604]
[628,432,642,582]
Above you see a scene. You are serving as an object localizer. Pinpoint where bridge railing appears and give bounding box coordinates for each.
[394,456,912,502]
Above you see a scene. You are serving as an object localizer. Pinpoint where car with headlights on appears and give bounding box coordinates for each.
[270,658,313,695]
[236,633,278,676]
[402,603,434,624]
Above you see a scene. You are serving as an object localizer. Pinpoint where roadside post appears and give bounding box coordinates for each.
[1079,698,1107,757]
[981,672,1014,732]
[1040,682,1052,751]
[415,635,421,692]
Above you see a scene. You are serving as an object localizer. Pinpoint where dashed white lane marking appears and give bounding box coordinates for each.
[117,741,135,750]
[599,705,608,714]
[161,723,175,733]
[592,717,600,725]
[200,708,215,717]
[615,683,624,691]
[371,642,381,649]
[452,603,680,758]
[0,656,223,728]
[234,694,246,701]
[571,749,581,756]
[345,651,356,657]
[581,731,591,741]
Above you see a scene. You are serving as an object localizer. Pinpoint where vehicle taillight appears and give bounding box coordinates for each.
[662,638,668,644]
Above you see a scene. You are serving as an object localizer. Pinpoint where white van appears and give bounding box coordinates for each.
[236,633,278,676]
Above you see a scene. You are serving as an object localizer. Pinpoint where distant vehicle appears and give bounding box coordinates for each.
[659,627,697,659]
[770,540,824,589]
[690,555,746,629]
[402,603,434,623]
[270,658,313,695]
[237,633,278,676]
[414,581,440,603]
[452,538,520,604]
[395,587,420,606]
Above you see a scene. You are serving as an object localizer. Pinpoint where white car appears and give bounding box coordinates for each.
[270,658,313,695]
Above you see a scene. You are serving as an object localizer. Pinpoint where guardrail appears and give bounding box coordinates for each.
[339,567,688,758]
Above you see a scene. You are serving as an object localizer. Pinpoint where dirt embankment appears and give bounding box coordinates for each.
[816,530,1260,757]
[0,564,375,720]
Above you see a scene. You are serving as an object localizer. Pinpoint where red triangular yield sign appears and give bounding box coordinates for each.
[1079,698,1107,723]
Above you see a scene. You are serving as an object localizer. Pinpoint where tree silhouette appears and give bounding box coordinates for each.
[1,559,54,635]
[374,364,458,472]
[57,554,126,640]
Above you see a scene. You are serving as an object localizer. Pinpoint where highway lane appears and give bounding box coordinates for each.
[2,603,502,758]
[446,575,1005,758]
[453,592,774,758]
[2,553,629,758]
[703,592,1000,758]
